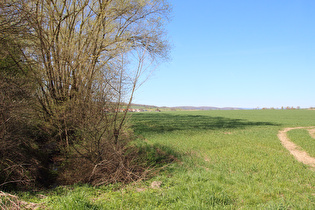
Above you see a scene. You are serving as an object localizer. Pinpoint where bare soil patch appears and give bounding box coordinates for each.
[277,127,315,170]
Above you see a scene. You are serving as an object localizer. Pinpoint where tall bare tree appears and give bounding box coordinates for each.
[1,0,170,186]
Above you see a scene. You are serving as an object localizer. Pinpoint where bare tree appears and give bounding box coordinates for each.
[1,0,170,186]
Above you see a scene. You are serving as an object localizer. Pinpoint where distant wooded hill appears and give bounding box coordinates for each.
[131,104,245,111]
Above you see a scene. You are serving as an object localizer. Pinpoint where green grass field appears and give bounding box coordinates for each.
[18,110,315,209]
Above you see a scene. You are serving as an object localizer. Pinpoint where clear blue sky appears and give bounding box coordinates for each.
[134,0,315,108]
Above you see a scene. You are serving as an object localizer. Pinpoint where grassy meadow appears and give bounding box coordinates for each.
[17,110,315,209]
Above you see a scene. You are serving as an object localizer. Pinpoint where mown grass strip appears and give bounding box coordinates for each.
[287,128,315,158]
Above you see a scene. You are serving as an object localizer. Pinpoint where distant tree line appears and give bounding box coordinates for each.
[258,106,302,110]
[0,0,170,190]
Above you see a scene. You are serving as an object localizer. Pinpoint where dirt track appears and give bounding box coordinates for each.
[277,127,315,170]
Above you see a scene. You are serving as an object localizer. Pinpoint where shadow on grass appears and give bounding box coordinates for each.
[133,141,181,167]
[132,113,280,134]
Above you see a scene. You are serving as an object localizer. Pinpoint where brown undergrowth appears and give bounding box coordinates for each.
[56,140,178,187]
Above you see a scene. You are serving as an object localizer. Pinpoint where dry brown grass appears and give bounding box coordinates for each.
[0,191,40,210]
